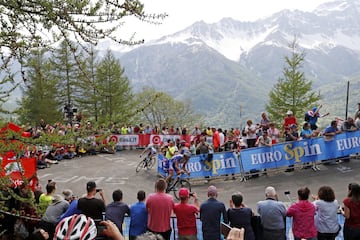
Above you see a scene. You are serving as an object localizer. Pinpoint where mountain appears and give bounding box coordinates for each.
[104,0,360,128]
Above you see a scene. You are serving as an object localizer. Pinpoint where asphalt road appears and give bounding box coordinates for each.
[37,150,360,210]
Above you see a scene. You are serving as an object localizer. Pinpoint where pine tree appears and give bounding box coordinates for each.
[76,47,102,122]
[16,48,62,125]
[96,50,134,124]
[50,40,83,121]
[266,38,321,125]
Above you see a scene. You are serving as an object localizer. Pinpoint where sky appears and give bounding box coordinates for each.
[118,0,331,42]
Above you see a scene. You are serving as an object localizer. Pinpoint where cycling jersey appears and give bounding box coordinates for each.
[167,154,185,172]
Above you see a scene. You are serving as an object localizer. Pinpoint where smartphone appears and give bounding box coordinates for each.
[221,222,232,238]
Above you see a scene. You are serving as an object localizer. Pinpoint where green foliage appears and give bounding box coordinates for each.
[0,0,167,112]
[95,50,134,124]
[15,48,62,125]
[50,40,83,108]
[135,87,202,129]
[265,38,321,125]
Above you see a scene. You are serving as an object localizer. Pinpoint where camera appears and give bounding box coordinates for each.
[96,189,102,193]
[189,192,194,197]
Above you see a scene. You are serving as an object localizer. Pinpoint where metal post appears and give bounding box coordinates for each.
[345,81,349,119]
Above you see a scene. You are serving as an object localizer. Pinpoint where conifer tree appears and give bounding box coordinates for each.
[265,38,321,125]
[16,49,62,125]
[96,50,134,124]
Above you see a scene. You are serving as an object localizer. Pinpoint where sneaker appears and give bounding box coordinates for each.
[315,166,320,171]
[312,166,318,172]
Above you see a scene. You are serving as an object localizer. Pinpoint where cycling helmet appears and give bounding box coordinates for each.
[54,214,97,240]
[183,150,191,158]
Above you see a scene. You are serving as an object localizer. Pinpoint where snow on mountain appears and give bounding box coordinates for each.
[118,0,360,63]
[314,0,360,16]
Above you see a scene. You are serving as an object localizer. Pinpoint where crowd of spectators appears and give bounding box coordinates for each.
[1,179,359,240]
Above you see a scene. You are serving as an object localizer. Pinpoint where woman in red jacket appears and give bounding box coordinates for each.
[286,186,317,240]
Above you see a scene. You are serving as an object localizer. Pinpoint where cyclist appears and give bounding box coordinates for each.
[139,143,157,167]
[165,150,191,184]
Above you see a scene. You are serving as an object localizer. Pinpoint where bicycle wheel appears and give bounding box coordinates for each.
[136,159,146,173]
[146,156,155,169]
[173,179,191,200]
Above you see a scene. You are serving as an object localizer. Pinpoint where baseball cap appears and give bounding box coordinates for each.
[286,110,293,115]
[290,124,297,129]
[86,181,96,191]
[179,188,190,198]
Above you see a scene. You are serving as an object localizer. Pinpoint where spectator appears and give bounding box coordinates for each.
[106,189,130,234]
[173,188,199,240]
[39,180,56,211]
[355,103,360,120]
[212,127,221,152]
[323,120,342,143]
[283,110,297,135]
[342,183,360,240]
[218,128,225,150]
[355,113,360,129]
[267,122,280,144]
[341,117,357,132]
[313,186,341,240]
[200,185,228,240]
[257,186,286,240]
[260,112,270,131]
[77,181,106,220]
[286,187,317,240]
[300,122,318,170]
[59,189,82,221]
[300,122,318,140]
[305,105,330,130]
[227,192,255,240]
[129,190,148,240]
[244,120,257,148]
[285,124,299,172]
[206,127,213,136]
[255,130,272,147]
[146,179,174,240]
[165,140,177,159]
[38,194,69,239]
[191,125,201,136]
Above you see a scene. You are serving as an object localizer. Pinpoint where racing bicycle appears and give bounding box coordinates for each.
[136,154,156,173]
[165,172,191,200]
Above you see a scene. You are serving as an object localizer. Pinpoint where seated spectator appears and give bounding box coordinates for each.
[38,194,70,239]
[39,180,56,211]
